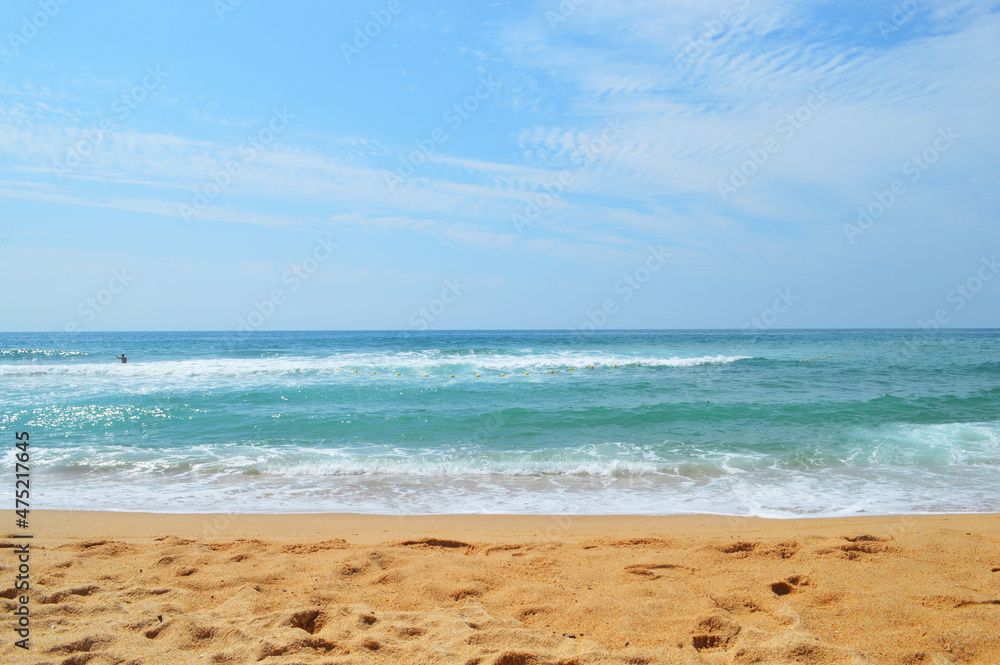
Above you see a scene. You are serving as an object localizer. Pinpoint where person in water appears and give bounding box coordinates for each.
[116,354,127,363]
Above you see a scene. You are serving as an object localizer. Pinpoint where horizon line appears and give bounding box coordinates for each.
[3,328,998,334]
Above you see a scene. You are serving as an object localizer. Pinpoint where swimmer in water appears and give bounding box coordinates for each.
[116,354,127,363]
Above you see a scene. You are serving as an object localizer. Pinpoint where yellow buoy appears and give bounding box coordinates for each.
[525,372,529,375]
[424,374,428,377]
[450,374,455,377]
[501,374,505,377]
[373,371,377,374]
[549,370,553,373]
[476,374,480,377]
[354,370,358,373]
[590,365,594,369]
[396,373,401,376]
[570,367,574,371]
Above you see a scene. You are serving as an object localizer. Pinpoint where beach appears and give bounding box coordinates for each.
[4,332,999,662]
[5,0,999,660]
[3,511,999,664]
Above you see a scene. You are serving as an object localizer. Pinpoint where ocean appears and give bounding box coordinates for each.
[1,330,997,516]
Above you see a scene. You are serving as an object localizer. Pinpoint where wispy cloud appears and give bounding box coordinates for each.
[1,0,998,265]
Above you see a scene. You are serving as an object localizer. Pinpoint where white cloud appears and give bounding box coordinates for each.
[1,0,998,265]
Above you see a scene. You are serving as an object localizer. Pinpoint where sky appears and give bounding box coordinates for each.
[1,0,998,332]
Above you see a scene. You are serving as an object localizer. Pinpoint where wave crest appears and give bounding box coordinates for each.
[0,348,88,358]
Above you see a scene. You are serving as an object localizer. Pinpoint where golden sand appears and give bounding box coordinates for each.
[2,511,999,664]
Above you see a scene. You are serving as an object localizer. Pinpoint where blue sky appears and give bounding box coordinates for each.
[1,0,998,331]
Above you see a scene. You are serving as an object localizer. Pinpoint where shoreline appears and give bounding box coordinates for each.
[19,509,1000,541]
[4,512,999,663]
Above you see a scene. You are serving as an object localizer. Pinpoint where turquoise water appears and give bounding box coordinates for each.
[1,330,997,515]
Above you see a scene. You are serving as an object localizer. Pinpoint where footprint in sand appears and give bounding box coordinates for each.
[717,540,800,559]
[624,562,689,580]
[288,609,322,633]
[771,575,810,596]
[40,585,101,604]
[691,613,741,651]
[839,538,891,558]
[399,538,473,551]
